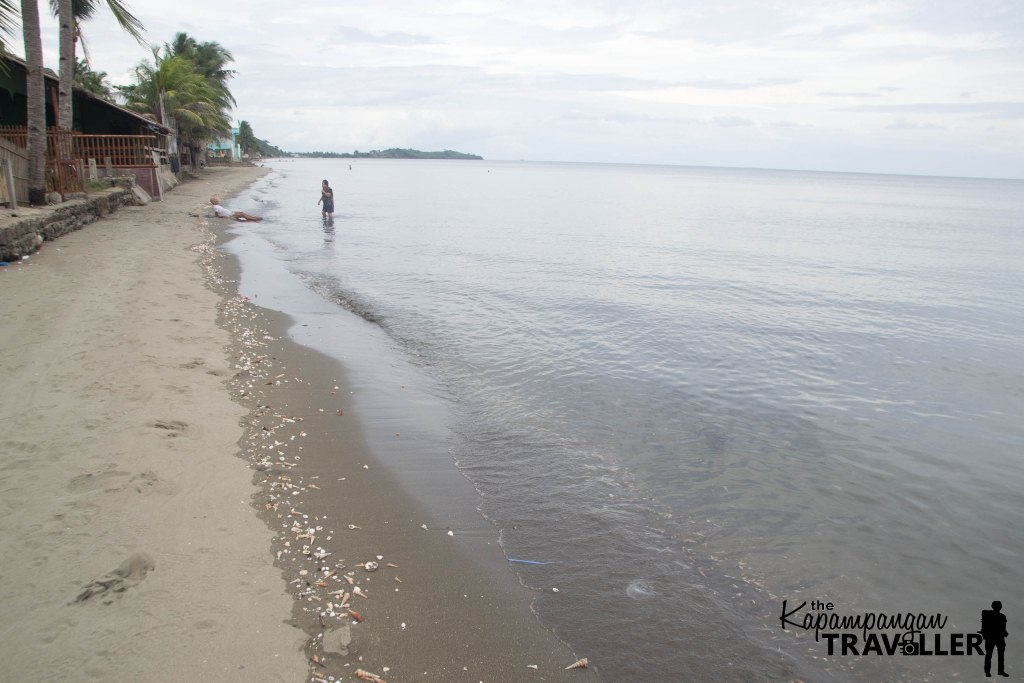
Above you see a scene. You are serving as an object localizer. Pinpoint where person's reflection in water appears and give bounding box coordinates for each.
[323,218,335,246]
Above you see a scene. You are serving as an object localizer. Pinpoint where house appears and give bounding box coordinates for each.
[0,54,169,138]
[0,53,172,199]
[207,127,240,163]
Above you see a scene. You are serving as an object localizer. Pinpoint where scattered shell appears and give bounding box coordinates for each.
[354,669,386,683]
[348,609,364,622]
[363,561,379,572]
[565,657,588,670]
[527,664,538,670]
[386,563,399,568]
[348,524,361,530]
[353,586,368,599]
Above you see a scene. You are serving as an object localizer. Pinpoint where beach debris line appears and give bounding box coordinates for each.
[565,657,589,670]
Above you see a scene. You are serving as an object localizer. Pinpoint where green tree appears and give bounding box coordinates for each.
[120,48,231,147]
[51,0,145,130]
[73,57,112,99]
[236,120,256,157]
[1,1,17,54]
[165,32,235,109]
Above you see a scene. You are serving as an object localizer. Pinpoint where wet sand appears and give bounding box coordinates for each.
[0,165,597,682]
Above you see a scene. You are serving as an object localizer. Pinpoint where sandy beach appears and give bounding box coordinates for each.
[0,166,596,682]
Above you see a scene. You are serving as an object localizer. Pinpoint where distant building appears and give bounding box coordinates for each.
[207,128,240,162]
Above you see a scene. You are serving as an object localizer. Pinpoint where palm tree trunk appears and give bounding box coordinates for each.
[57,0,74,130]
[21,0,47,205]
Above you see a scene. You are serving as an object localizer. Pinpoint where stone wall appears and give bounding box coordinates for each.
[0,186,137,262]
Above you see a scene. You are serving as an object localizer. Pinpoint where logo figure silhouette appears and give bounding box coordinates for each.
[981,601,1009,677]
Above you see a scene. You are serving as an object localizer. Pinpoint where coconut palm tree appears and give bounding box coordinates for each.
[73,57,112,99]
[165,32,235,107]
[52,0,145,130]
[236,120,256,157]
[20,0,46,204]
[120,48,231,151]
[1,1,17,53]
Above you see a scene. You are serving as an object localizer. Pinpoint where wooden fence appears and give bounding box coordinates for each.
[0,127,162,199]
[75,134,161,168]
[0,136,29,205]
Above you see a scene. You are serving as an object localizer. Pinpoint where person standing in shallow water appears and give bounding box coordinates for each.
[318,180,334,220]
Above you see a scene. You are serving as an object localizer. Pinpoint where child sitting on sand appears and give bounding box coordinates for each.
[210,196,262,222]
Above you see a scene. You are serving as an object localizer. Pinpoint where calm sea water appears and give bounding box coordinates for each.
[228,159,1024,681]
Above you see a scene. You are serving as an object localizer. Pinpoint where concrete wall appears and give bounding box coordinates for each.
[0,185,137,262]
[95,167,159,198]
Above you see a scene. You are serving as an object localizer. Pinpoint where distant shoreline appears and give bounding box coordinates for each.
[287,148,483,160]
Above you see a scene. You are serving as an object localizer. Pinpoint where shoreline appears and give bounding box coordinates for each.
[213,171,600,681]
[0,165,597,682]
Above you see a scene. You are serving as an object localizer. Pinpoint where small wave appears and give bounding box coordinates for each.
[299,272,383,325]
[625,579,657,600]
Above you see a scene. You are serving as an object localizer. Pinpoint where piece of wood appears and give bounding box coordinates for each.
[2,158,17,209]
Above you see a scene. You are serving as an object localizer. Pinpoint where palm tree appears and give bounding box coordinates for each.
[236,120,256,157]
[121,48,231,154]
[52,0,145,130]
[165,32,235,107]
[1,1,17,54]
[20,0,46,204]
[73,57,112,99]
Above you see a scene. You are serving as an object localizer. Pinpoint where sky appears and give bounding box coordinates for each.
[11,0,1024,178]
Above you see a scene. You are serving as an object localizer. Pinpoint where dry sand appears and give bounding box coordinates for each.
[0,166,599,682]
[0,167,306,681]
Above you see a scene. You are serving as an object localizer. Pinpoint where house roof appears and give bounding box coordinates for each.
[2,53,170,135]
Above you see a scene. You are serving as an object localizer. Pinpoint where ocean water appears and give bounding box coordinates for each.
[226,159,1024,681]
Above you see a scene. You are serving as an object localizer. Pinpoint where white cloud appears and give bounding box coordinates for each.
[9,0,1023,177]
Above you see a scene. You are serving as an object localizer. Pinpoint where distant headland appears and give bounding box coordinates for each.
[272,147,482,161]
[248,137,481,160]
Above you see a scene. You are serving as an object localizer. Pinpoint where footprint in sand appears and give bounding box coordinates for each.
[150,419,188,437]
[67,468,171,495]
[67,468,131,493]
[72,553,155,604]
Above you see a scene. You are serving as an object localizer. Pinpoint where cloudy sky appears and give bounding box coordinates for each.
[15,0,1024,178]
